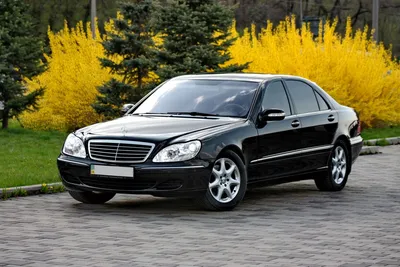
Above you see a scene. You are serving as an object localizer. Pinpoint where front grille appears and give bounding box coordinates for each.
[88,140,154,163]
[79,177,156,191]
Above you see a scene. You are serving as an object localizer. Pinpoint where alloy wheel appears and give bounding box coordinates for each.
[209,158,241,203]
[332,146,347,184]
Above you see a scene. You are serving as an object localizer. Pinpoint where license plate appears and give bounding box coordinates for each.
[90,165,134,178]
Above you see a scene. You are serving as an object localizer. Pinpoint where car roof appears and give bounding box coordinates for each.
[171,73,308,83]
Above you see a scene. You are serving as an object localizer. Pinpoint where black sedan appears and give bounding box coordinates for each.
[57,74,363,210]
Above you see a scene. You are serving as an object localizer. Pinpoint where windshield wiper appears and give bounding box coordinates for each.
[129,112,169,116]
[129,112,221,117]
[167,112,219,117]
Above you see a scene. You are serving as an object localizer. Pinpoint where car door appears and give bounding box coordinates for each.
[284,79,338,171]
[249,80,303,181]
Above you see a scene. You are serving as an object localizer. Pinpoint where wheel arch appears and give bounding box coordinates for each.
[334,135,352,172]
[218,145,246,166]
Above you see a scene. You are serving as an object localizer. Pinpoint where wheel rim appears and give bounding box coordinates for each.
[209,158,241,204]
[332,146,347,184]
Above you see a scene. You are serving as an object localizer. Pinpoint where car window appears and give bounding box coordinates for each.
[262,81,291,115]
[133,79,259,118]
[315,91,330,110]
[286,80,319,114]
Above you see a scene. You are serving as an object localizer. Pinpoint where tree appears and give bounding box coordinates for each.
[23,0,126,40]
[0,0,46,129]
[93,0,156,119]
[154,0,248,81]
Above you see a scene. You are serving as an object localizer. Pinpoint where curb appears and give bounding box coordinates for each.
[360,146,381,155]
[0,182,63,198]
[363,136,400,146]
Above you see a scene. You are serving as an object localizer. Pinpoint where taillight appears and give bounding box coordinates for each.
[353,109,362,135]
[357,120,362,135]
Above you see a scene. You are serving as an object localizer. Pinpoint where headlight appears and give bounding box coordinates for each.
[62,133,86,158]
[153,140,201,162]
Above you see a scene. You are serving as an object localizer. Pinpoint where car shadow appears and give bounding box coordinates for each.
[69,181,334,215]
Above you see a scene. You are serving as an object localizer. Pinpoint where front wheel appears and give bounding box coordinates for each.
[68,191,116,204]
[314,141,350,191]
[197,150,247,211]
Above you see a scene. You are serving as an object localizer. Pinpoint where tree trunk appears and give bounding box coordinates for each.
[2,110,9,129]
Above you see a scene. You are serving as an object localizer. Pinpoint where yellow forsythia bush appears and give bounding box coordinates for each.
[22,16,158,132]
[21,22,112,132]
[227,18,400,127]
[23,17,399,131]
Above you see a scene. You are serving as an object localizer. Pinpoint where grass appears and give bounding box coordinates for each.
[361,126,400,140]
[0,120,67,188]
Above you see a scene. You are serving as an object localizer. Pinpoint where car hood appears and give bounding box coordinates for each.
[80,115,241,143]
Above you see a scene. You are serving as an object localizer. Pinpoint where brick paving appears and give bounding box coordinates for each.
[0,146,399,267]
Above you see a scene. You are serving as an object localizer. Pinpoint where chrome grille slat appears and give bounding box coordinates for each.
[90,144,119,148]
[119,146,149,151]
[119,149,152,151]
[89,147,118,151]
[88,140,154,163]
[91,154,116,159]
[113,150,149,153]
[117,155,143,159]
[115,151,148,155]
[90,150,117,154]
[118,144,148,147]
[90,149,116,153]
[90,149,118,153]
[91,154,116,158]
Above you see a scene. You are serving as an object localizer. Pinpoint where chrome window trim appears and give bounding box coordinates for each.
[296,109,333,117]
[88,139,155,163]
[283,115,296,119]
[350,136,363,145]
[58,158,89,166]
[250,145,333,164]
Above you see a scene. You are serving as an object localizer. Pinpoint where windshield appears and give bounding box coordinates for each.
[132,79,259,118]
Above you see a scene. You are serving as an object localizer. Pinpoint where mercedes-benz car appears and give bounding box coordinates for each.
[57,74,363,211]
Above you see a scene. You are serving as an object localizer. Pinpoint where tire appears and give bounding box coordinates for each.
[68,191,116,204]
[197,150,247,211]
[314,140,350,191]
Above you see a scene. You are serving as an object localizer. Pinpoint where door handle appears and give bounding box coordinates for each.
[328,114,335,122]
[291,120,300,128]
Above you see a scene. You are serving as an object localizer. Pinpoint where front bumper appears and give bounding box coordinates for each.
[57,155,212,197]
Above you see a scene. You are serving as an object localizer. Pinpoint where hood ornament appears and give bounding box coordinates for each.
[121,126,127,136]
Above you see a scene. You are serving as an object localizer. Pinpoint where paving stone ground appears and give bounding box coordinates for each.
[1,146,399,267]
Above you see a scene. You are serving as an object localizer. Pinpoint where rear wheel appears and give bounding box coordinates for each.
[68,191,116,204]
[197,150,247,211]
[314,140,350,191]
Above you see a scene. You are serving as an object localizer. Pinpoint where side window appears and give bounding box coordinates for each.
[315,91,330,110]
[286,80,319,114]
[262,81,291,115]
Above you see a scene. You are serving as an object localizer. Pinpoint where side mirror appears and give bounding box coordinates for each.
[120,103,135,116]
[258,108,286,122]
